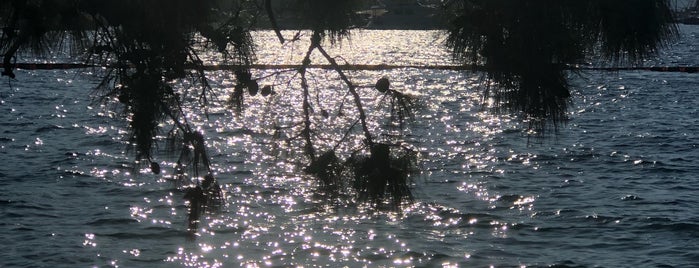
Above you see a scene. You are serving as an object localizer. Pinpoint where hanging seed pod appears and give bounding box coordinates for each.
[150,161,161,174]
[261,85,272,97]
[248,80,259,96]
[375,77,390,93]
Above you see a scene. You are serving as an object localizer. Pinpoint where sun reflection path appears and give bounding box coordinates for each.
[158,66,535,266]
[75,30,559,267]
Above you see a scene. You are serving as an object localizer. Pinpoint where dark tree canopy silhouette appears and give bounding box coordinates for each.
[0,0,678,233]
[444,0,677,129]
[1,0,259,234]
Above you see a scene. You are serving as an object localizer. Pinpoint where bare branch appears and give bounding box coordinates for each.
[264,0,285,44]
[313,36,373,146]
[299,34,317,160]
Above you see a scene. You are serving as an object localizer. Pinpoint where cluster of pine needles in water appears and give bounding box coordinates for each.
[305,77,419,211]
[175,139,224,236]
[152,130,226,237]
[305,144,418,210]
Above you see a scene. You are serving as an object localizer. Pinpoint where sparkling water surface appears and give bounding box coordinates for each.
[1,28,698,267]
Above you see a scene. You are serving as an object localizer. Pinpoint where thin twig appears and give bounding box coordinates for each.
[314,39,374,146]
[299,34,317,160]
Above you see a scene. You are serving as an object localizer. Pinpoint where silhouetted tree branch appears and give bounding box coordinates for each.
[264,0,285,44]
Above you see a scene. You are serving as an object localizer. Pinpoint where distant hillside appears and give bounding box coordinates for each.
[257,0,445,30]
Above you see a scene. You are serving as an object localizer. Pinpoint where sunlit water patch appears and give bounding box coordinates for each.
[1,29,699,267]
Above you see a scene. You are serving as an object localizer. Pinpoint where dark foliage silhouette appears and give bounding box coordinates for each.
[444,0,676,130]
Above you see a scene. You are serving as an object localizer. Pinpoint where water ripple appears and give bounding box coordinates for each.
[1,30,698,267]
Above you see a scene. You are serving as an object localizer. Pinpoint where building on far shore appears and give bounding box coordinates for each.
[358,0,444,30]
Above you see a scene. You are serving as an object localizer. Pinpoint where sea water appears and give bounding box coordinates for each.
[1,28,698,267]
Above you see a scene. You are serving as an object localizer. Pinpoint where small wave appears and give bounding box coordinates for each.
[129,257,172,264]
[64,152,82,157]
[0,199,16,205]
[643,222,699,233]
[0,121,35,128]
[566,152,603,163]
[668,185,699,192]
[229,170,254,175]
[35,124,65,133]
[62,170,91,177]
[496,194,524,203]
[222,127,262,136]
[5,212,25,218]
[99,227,188,239]
[455,213,504,228]
[621,195,644,201]
[546,260,588,268]
[645,166,691,174]
[77,139,120,147]
[208,226,246,234]
[531,209,584,219]
[86,218,139,226]
[11,226,36,232]
[669,157,692,162]
[582,214,624,224]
